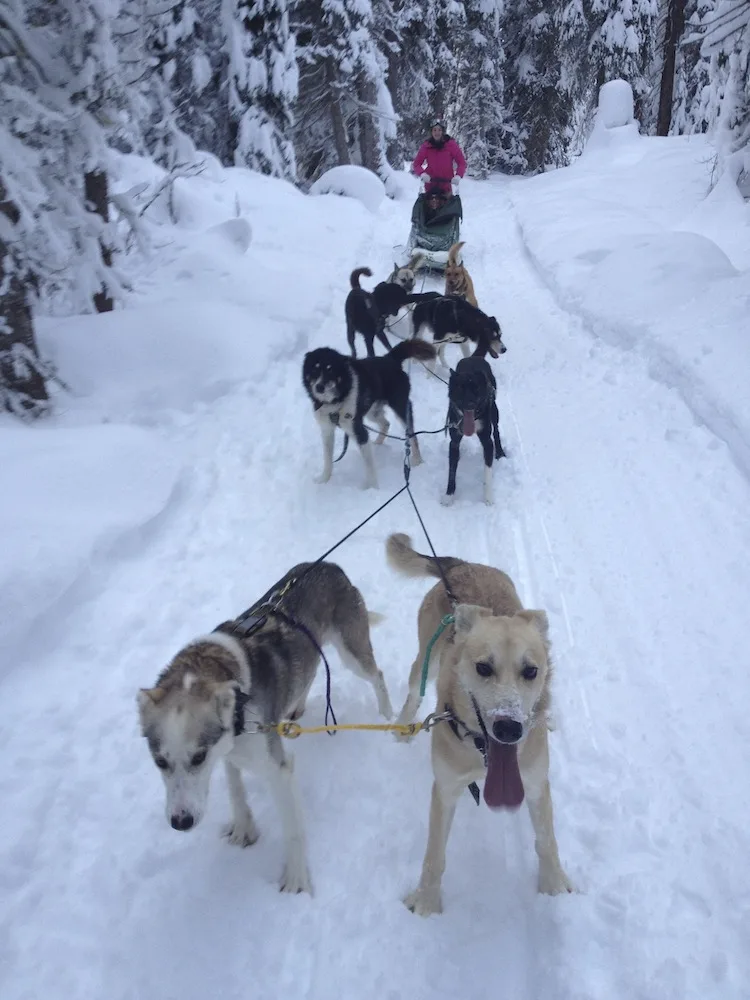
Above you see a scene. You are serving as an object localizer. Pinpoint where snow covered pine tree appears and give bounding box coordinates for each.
[226,0,298,179]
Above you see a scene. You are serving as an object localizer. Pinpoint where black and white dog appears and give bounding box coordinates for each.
[412,294,507,368]
[303,339,436,490]
[345,267,411,358]
[443,356,505,506]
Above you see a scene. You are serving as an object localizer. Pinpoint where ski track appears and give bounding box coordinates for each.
[2,183,750,1000]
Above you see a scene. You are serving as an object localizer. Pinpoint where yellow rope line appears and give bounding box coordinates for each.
[267,713,448,740]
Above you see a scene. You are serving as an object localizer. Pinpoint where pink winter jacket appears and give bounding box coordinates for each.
[411,138,467,192]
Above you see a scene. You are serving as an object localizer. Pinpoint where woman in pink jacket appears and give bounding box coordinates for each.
[411,120,467,195]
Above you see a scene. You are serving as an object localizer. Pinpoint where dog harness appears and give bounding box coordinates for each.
[443,698,491,805]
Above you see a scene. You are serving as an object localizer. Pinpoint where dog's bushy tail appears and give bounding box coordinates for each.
[386,533,465,579]
[350,267,372,289]
[387,339,436,365]
[447,241,465,267]
[408,251,425,271]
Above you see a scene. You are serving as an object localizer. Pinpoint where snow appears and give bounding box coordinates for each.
[584,79,641,158]
[511,132,750,473]
[2,138,750,1000]
[384,166,420,201]
[596,78,635,128]
[310,164,387,212]
[0,424,180,663]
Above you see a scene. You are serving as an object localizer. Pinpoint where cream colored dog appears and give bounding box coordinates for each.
[386,532,573,916]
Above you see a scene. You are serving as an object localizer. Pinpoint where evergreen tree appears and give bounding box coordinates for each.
[225,0,298,179]
[589,0,658,119]
[114,0,226,167]
[452,0,505,178]
[291,0,393,181]
[700,0,750,160]
[670,0,712,135]
[500,0,568,172]
[388,0,438,165]
[431,0,466,124]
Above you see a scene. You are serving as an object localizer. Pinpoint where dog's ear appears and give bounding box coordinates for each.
[514,610,550,641]
[214,681,240,726]
[454,604,492,636]
[137,687,166,725]
[138,687,166,709]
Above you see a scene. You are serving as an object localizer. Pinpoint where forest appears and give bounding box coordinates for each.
[1,0,748,414]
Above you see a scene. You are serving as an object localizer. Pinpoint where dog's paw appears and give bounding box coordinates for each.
[223,818,260,848]
[313,471,332,485]
[279,861,313,895]
[393,731,416,745]
[483,494,494,507]
[392,727,416,744]
[538,866,575,896]
[410,451,423,468]
[440,493,455,507]
[404,886,443,917]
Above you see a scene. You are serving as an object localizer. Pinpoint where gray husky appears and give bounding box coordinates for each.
[137,561,393,895]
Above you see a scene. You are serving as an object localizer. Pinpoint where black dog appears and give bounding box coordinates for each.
[443,356,505,506]
[412,294,507,367]
[345,267,411,358]
[302,338,437,490]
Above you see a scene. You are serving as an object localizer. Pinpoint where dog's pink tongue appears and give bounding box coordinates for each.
[462,410,476,436]
[483,741,525,810]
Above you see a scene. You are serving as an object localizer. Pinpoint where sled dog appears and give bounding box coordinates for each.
[444,242,478,308]
[443,356,505,506]
[137,561,393,895]
[386,533,573,916]
[302,339,436,489]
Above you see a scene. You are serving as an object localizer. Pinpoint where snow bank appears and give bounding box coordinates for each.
[6,154,374,655]
[384,168,419,202]
[511,134,750,475]
[38,301,268,422]
[310,165,386,213]
[0,423,180,660]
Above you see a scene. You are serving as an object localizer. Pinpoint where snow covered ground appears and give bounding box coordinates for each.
[2,132,749,1000]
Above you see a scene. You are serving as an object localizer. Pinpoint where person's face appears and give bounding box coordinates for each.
[431,125,444,141]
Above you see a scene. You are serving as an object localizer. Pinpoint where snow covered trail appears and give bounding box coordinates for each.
[2,175,750,1000]
[466,178,750,998]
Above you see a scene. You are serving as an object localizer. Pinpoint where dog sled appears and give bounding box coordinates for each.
[404,186,463,272]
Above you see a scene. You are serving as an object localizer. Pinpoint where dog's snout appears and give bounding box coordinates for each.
[498,342,507,354]
[492,717,523,744]
[171,812,195,831]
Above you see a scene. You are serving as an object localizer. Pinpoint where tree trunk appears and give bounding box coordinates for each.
[325,58,351,164]
[657,0,687,136]
[84,168,114,313]
[384,29,403,165]
[357,78,380,173]
[0,184,49,415]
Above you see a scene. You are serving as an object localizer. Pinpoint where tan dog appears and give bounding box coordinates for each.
[386,533,573,916]
[444,242,478,307]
